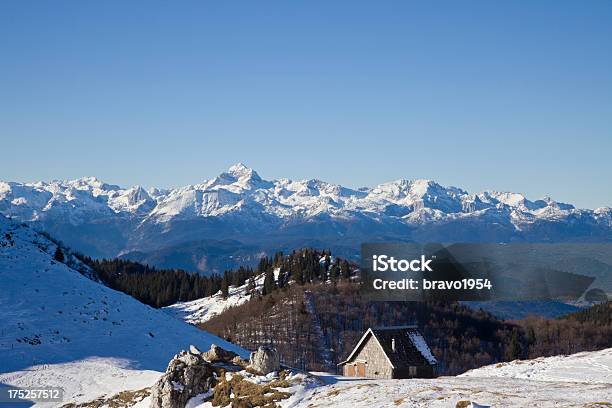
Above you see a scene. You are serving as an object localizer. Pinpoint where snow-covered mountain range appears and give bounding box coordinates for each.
[2,163,611,273]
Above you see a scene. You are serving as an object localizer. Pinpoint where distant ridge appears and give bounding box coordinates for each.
[1,164,610,273]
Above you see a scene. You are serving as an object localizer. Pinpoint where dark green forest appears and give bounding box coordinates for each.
[79,256,252,307]
[78,248,352,307]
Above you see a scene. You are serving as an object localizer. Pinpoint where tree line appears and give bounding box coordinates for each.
[259,249,353,296]
[79,257,254,307]
[78,248,354,308]
[561,301,611,326]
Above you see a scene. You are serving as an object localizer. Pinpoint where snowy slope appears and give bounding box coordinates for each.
[0,215,248,405]
[168,348,612,408]
[164,275,260,324]
[1,163,610,273]
[164,269,280,324]
[460,348,612,384]
[287,349,612,408]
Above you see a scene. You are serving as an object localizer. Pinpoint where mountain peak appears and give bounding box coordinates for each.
[228,162,250,173]
[226,163,262,182]
[228,162,255,176]
[72,176,103,185]
[68,176,120,191]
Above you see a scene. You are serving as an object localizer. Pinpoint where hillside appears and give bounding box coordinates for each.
[39,347,612,407]
[164,249,344,324]
[198,284,510,375]
[289,348,612,407]
[563,301,612,325]
[164,268,276,324]
[463,300,582,320]
[0,215,247,406]
[69,244,612,377]
[81,248,348,310]
[459,347,612,384]
[2,163,611,273]
[78,256,256,308]
[193,278,612,375]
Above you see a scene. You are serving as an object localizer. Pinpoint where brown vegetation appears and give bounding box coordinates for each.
[211,373,291,407]
[60,388,150,408]
[203,283,612,376]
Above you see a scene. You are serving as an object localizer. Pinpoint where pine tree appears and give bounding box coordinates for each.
[340,259,350,280]
[291,265,304,285]
[330,262,338,283]
[277,268,287,288]
[506,330,523,360]
[221,272,230,299]
[262,268,275,295]
[54,247,65,263]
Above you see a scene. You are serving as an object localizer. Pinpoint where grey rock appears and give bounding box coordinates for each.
[189,344,202,355]
[202,343,238,363]
[231,355,248,367]
[149,350,215,408]
[248,346,280,374]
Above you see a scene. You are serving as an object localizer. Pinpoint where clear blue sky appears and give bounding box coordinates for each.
[1,1,611,209]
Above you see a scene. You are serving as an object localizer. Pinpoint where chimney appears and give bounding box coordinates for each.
[391,338,396,352]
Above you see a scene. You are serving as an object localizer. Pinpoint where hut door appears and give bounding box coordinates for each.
[346,365,355,376]
[356,362,365,376]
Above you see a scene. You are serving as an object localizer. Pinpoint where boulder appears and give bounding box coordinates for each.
[248,346,280,374]
[231,355,249,367]
[149,350,215,408]
[202,343,238,363]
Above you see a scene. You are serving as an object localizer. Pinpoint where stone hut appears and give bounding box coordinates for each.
[337,326,437,379]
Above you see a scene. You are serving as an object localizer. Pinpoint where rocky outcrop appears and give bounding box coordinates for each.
[149,345,277,408]
[231,355,249,367]
[248,346,280,374]
[202,343,238,363]
[149,350,216,408]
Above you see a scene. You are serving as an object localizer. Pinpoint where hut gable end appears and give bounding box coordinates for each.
[348,331,393,378]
